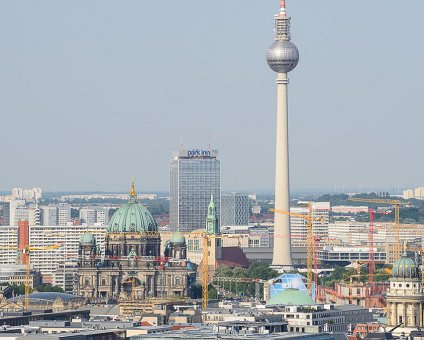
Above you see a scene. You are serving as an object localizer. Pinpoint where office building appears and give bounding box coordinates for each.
[41,206,58,226]
[170,148,220,231]
[266,0,299,267]
[221,193,250,226]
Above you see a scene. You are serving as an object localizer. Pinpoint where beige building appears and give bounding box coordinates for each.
[386,248,424,334]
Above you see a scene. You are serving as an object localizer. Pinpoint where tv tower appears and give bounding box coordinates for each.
[267,0,299,268]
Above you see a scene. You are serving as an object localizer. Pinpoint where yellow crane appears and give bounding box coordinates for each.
[187,232,244,309]
[348,197,407,260]
[270,204,322,296]
[21,244,62,309]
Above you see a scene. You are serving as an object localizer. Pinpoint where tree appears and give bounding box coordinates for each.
[34,284,64,293]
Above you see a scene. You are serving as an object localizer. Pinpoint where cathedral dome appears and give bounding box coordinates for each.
[107,180,158,234]
[392,251,419,279]
[170,231,185,244]
[80,233,95,244]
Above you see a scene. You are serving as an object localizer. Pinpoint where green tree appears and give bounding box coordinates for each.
[34,284,64,293]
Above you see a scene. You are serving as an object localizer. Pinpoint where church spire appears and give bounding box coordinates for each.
[206,191,219,235]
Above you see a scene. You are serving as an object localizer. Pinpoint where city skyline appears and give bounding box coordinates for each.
[1,0,423,192]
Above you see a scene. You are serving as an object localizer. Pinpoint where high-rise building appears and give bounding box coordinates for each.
[221,193,250,226]
[170,148,221,231]
[28,205,40,226]
[58,203,71,226]
[79,208,97,225]
[8,199,26,227]
[2,202,10,226]
[266,0,299,267]
[41,206,58,226]
[11,187,42,201]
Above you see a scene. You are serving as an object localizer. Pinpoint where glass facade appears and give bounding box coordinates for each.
[170,149,220,232]
[221,193,250,226]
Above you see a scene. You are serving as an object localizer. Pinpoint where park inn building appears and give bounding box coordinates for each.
[169,148,221,232]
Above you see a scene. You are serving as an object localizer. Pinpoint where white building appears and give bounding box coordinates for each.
[53,261,78,293]
[11,187,42,201]
[403,189,415,200]
[95,207,110,224]
[291,202,330,244]
[415,187,424,200]
[58,203,71,226]
[7,199,26,226]
[28,206,40,226]
[0,225,106,283]
[402,187,424,200]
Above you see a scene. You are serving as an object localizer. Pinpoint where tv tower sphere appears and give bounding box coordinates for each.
[267,40,299,73]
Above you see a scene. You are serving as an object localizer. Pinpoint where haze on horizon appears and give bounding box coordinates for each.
[1,0,423,193]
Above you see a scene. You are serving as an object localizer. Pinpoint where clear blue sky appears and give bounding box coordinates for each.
[1,0,423,192]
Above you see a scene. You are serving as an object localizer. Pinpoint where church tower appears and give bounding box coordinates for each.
[206,192,219,235]
[386,244,424,330]
[205,192,221,269]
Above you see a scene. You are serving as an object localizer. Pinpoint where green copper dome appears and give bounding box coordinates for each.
[392,250,419,279]
[107,180,158,234]
[170,231,185,244]
[80,233,95,244]
[267,288,315,306]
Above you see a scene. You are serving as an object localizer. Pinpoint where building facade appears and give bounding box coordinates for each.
[0,224,107,283]
[74,182,195,302]
[291,203,330,244]
[169,148,220,232]
[41,206,58,226]
[58,203,71,226]
[386,248,424,330]
[221,193,249,226]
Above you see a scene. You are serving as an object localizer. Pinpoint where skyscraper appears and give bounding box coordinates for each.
[266,0,299,267]
[170,148,221,232]
[221,193,250,226]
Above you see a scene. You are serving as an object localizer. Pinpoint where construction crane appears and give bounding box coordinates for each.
[368,209,375,293]
[21,244,62,309]
[187,232,244,309]
[270,204,322,297]
[348,197,407,260]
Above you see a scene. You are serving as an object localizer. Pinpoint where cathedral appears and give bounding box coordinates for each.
[74,181,195,302]
[386,244,424,331]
